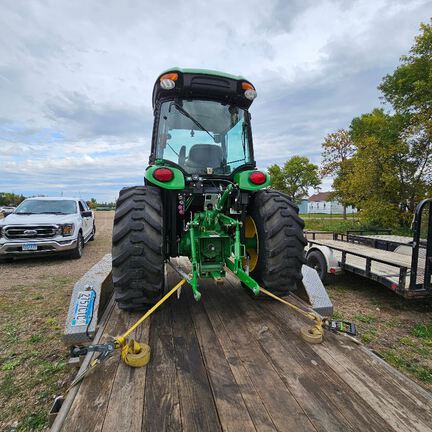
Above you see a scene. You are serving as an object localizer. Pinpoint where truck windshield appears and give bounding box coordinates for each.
[155,100,252,175]
[15,200,77,215]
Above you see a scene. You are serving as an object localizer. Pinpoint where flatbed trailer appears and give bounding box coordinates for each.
[306,199,432,299]
[52,257,432,432]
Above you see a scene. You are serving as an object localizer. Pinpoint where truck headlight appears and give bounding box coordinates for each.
[62,224,75,236]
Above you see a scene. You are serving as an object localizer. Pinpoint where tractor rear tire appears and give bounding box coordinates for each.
[112,186,165,311]
[248,189,306,296]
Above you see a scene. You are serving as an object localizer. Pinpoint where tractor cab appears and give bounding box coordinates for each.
[149,68,258,177]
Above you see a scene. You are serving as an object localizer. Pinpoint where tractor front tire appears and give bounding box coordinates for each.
[112,186,165,311]
[248,189,307,296]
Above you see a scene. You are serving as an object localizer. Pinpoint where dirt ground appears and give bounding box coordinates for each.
[327,274,432,389]
[0,211,114,431]
[0,211,430,430]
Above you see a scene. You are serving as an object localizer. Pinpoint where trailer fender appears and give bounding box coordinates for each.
[306,245,341,275]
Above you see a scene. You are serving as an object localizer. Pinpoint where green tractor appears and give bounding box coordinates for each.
[112,68,306,311]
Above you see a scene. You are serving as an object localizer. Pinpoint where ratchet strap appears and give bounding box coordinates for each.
[114,277,187,367]
[67,278,186,392]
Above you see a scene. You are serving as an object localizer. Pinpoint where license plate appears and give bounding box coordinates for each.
[71,291,96,327]
[22,243,38,251]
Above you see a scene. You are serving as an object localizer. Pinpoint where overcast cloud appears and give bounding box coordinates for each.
[0,0,431,201]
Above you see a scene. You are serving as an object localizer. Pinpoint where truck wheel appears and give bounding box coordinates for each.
[246,190,306,296]
[306,250,332,284]
[70,232,84,259]
[112,186,165,311]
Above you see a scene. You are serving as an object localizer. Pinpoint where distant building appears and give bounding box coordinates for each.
[307,191,357,215]
[297,199,309,214]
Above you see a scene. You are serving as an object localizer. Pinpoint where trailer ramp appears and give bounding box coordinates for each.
[54,259,432,432]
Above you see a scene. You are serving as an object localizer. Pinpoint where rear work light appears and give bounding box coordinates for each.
[153,167,174,182]
[160,72,179,90]
[249,171,266,185]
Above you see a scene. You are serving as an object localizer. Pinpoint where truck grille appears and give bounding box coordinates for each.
[4,225,58,239]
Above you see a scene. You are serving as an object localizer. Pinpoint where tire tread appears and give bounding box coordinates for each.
[249,189,306,296]
[112,186,164,311]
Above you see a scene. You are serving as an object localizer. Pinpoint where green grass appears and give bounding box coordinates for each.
[1,358,21,371]
[304,218,365,233]
[29,334,43,343]
[3,324,19,345]
[353,314,378,324]
[16,411,47,431]
[38,360,66,376]
[411,323,432,339]
[302,213,413,236]
[0,275,74,429]
[300,213,350,217]
[0,373,18,398]
[361,330,377,344]
[399,336,416,346]
[331,310,345,320]
[382,350,432,384]
[385,318,401,328]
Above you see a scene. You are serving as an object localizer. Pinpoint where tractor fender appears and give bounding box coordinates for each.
[305,245,341,274]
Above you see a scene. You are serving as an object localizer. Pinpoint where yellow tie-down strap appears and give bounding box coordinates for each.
[259,287,325,344]
[115,278,187,367]
[120,339,151,367]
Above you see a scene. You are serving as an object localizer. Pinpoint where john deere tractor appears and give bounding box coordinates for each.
[112,68,306,311]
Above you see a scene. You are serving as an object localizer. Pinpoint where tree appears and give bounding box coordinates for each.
[323,20,432,227]
[378,19,432,214]
[342,109,428,226]
[379,19,432,120]
[268,156,320,202]
[321,129,355,219]
[0,192,26,206]
[321,129,355,176]
[88,198,98,209]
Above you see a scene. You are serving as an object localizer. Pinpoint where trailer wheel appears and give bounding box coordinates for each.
[112,186,165,311]
[246,189,307,296]
[306,250,332,284]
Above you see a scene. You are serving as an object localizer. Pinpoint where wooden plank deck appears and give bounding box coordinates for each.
[57,259,432,432]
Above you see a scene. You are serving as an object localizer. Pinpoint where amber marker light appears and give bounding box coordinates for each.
[160,72,179,90]
[241,81,257,100]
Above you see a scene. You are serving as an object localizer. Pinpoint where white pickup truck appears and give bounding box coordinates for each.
[0,197,96,260]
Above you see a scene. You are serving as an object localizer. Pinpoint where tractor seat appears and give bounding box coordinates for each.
[184,144,223,171]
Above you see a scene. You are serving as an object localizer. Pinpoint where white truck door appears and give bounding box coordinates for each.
[78,201,91,238]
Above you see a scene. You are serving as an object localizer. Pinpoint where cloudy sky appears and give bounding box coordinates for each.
[1,0,431,202]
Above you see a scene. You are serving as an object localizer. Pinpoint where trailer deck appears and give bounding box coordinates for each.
[310,238,425,290]
[53,258,432,432]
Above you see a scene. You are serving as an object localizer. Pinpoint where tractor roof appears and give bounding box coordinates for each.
[152,67,256,110]
[158,67,247,81]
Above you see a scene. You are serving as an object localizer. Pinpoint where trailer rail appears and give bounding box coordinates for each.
[306,198,432,299]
